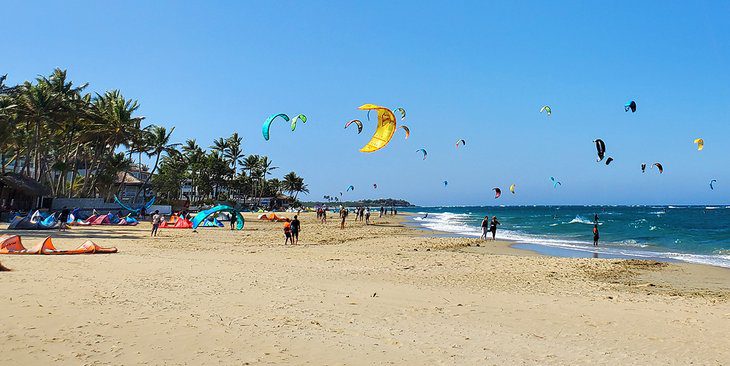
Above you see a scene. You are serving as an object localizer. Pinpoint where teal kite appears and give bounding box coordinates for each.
[191,205,244,230]
[262,113,290,141]
[416,148,427,160]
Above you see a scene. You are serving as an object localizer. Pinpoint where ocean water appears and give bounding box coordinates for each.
[402,206,730,268]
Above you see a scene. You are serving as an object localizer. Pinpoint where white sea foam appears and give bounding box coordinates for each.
[568,215,600,225]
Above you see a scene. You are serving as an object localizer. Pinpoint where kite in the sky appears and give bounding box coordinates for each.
[346,185,354,192]
[641,163,647,173]
[358,104,397,153]
[345,119,363,134]
[605,157,614,165]
[456,139,466,148]
[262,113,290,141]
[694,138,704,151]
[540,105,552,116]
[493,187,501,199]
[710,179,717,190]
[624,100,637,113]
[290,114,307,131]
[443,180,448,187]
[509,184,516,194]
[395,107,406,120]
[373,183,377,189]
[550,176,562,188]
[416,148,427,160]
[594,139,606,162]
[400,125,410,139]
[653,163,664,174]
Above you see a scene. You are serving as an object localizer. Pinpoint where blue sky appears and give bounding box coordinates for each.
[3,1,730,205]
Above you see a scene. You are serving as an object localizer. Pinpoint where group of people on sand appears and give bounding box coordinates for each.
[379,206,397,217]
[353,206,371,224]
[283,215,301,245]
[316,206,328,224]
[480,215,500,240]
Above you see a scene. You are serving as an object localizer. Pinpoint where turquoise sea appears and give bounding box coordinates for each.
[402,206,730,268]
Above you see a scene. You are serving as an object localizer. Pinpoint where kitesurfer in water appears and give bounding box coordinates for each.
[490,216,501,240]
[593,224,600,246]
[594,214,599,224]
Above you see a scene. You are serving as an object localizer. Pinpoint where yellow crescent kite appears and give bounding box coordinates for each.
[358,104,397,153]
[694,138,704,151]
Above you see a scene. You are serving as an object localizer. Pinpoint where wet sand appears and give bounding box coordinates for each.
[1,212,728,365]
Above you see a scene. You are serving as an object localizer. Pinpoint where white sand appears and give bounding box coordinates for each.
[1,213,728,365]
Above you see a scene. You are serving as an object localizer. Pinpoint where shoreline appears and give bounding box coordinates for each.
[0,212,728,364]
[401,210,730,269]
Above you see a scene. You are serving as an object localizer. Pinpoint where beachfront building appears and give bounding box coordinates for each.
[0,172,51,211]
[115,166,152,202]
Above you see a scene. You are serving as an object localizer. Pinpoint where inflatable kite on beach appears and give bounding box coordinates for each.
[653,163,664,174]
[594,139,606,161]
[710,179,717,190]
[395,107,406,120]
[694,138,704,151]
[416,149,427,160]
[456,139,466,148]
[262,113,290,141]
[0,235,117,255]
[493,187,502,199]
[550,176,562,188]
[400,125,410,139]
[113,195,155,215]
[540,105,552,116]
[290,114,307,131]
[358,104,397,153]
[191,205,244,230]
[345,119,363,134]
[625,100,637,113]
[509,184,516,194]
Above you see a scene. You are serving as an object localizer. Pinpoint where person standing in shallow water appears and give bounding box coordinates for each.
[593,224,600,246]
[480,216,489,240]
[490,216,500,241]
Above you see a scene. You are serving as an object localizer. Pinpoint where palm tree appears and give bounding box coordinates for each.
[224,132,244,173]
[132,125,179,202]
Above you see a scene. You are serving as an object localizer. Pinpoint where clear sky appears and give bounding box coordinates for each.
[3,1,730,206]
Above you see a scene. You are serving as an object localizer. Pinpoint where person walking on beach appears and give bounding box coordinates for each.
[364,207,371,225]
[230,212,237,230]
[490,216,500,241]
[58,206,70,231]
[480,216,489,240]
[380,206,384,218]
[593,224,600,246]
[340,207,348,229]
[284,219,293,245]
[321,208,327,224]
[151,210,161,237]
[291,215,301,245]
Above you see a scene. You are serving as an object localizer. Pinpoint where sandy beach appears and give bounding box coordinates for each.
[1,213,729,365]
